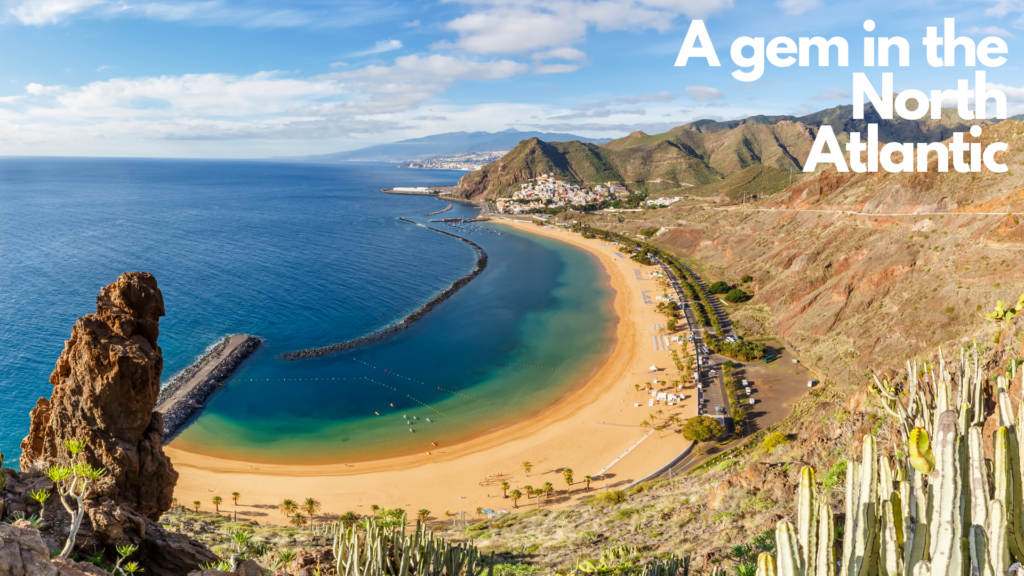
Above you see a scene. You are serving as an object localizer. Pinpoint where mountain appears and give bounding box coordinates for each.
[456,105,993,199]
[273,128,611,163]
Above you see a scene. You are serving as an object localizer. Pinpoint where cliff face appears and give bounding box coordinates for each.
[20,271,176,519]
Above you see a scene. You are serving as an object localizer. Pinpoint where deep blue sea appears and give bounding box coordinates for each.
[0,158,614,464]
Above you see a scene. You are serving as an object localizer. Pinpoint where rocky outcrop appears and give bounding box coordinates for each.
[13,272,219,575]
[20,271,176,519]
[0,520,109,575]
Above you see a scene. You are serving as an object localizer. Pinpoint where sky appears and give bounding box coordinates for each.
[0,0,1023,157]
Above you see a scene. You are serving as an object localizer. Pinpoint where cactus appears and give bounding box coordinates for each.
[331,514,491,576]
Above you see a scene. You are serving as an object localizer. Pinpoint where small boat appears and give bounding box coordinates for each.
[403,414,408,418]
[426,418,432,422]
[409,429,415,433]
[413,416,418,420]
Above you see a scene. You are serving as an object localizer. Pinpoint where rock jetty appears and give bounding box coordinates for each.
[280,218,488,360]
[156,334,262,443]
[423,203,453,216]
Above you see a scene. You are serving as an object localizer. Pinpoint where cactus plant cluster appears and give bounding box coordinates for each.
[330,515,491,576]
[760,349,1024,576]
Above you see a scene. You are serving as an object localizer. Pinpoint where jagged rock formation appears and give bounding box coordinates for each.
[12,272,219,575]
[20,271,176,519]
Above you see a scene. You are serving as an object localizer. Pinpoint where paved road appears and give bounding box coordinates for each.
[718,207,1021,217]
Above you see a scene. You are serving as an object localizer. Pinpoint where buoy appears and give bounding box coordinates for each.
[374,412,379,415]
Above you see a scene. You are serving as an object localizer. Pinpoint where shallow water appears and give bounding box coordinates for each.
[0,158,614,464]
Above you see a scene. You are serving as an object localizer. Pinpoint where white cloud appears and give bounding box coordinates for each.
[8,0,401,28]
[778,0,819,16]
[532,47,588,62]
[985,0,1024,29]
[401,19,420,27]
[435,0,733,55]
[684,86,725,102]
[533,63,580,75]
[11,0,104,25]
[329,62,348,68]
[352,39,403,57]
[96,65,113,71]
[964,25,1016,38]
[25,82,64,95]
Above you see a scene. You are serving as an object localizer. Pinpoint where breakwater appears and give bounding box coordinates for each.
[280,219,488,360]
[423,204,453,217]
[156,334,262,442]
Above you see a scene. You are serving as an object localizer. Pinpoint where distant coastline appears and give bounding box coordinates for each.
[279,219,488,360]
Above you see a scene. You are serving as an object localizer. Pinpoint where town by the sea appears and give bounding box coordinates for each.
[0,158,615,464]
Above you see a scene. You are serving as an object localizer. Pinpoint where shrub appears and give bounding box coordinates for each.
[681,416,725,443]
[760,432,791,453]
[724,288,751,303]
[708,281,731,294]
[588,490,627,506]
[741,275,753,283]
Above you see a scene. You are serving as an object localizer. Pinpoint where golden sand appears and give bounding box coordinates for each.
[166,219,695,524]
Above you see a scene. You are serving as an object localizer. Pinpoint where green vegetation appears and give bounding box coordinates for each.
[46,439,107,558]
[680,415,725,443]
[723,288,751,303]
[759,432,791,453]
[638,227,659,238]
[741,275,753,283]
[707,338,766,362]
[708,281,730,294]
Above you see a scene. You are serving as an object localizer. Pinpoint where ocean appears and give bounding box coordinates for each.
[0,158,615,464]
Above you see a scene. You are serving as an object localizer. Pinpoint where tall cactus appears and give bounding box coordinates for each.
[331,516,491,576]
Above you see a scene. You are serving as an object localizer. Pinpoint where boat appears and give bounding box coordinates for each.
[409,429,415,433]
[426,418,432,422]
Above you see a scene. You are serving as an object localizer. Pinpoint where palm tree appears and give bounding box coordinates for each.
[633,384,640,392]
[523,485,534,497]
[500,481,510,498]
[211,496,223,513]
[278,499,298,517]
[509,489,522,508]
[417,509,430,522]
[339,511,360,529]
[522,461,533,476]
[192,501,201,512]
[475,507,485,516]
[542,482,554,499]
[301,497,322,523]
[563,468,574,494]
[584,475,594,491]
[171,497,178,508]
[289,512,307,528]
[370,504,381,515]
[231,492,240,506]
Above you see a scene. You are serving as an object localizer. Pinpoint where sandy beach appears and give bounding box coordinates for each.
[166,219,696,525]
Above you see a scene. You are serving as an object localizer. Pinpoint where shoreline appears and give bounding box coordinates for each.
[279,219,488,360]
[156,334,262,443]
[167,221,694,522]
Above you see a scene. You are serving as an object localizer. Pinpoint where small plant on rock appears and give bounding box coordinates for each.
[46,439,106,558]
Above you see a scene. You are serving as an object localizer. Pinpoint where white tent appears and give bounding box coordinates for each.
[649,365,660,372]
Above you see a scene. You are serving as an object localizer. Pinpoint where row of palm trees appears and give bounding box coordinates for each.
[186,491,241,514]
[276,497,323,528]
[502,466,594,508]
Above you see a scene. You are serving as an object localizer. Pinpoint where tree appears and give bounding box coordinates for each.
[708,281,731,294]
[500,481,510,498]
[28,488,50,519]
[563,468,574,494]
[681,415,725,443]
[584,475,593,491]
[193,501,201,512]
[417,509,430,522]
[301,497,322,523]
[724,288,751,303]
[542,482,554,499]
[633,383,640,392]
[522,461,533,476]
[290,512,308,528]
[212,496,223,513]
[523,485,534,497]
[475,507,485,516]
[666,318,677,332]
[231,492,240,506]
[339,511,360,529]
[278,499,298,517]
[46,439,107,558]
[741,275,753,283]
[509,489,522,508]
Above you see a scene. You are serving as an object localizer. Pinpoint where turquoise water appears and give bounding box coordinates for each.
[0,158,615,464]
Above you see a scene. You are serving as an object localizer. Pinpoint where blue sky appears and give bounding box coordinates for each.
[0,0,1022,157]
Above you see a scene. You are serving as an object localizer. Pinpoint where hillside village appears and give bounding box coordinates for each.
[494,174,629,214]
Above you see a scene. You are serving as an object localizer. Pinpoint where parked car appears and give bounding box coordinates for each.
[715,406,725,414]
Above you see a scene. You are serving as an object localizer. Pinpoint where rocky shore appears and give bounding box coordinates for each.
[280,218,488,360]
[156,334,262,442]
